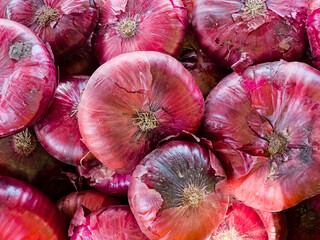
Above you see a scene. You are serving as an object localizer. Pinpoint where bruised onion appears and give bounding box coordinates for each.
[5,0,98,60]
[78,51,204,173]
[34,75,89,166]
[0,176,67,239]
[70,205,148,240]
[0,18,56,137]
[201,60,320,212]
[307,0,320,69]
[93,0,187,64]
[193,0,308,72]
[128,140,228,240]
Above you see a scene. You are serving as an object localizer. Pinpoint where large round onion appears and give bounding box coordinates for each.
[78,51,204,173]
[0,176,67,239]
[34,75,89,166]
[193,0,308,72]
[128,140,228,240]
[5,0,98,60]
[93,0,187,64]
[0,18,57,137]
[201,60,320,212]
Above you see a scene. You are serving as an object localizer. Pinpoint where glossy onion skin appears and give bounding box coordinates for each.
[193,0,308,72]
[78,51,204,173]
[202,60,320,212]
[93,0,187,64]
[0,19,57,137]
[0,176,67,240]
[34,76,89,166]
[5,0,98,59]
[128,140,228,240]
[307,0,320,69]
[70,205,149,240]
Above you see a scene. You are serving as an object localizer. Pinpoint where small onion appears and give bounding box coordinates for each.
[93,0,187,64]
[78,51,204,173]
[0,18,57,137]
[193,0,308,72]
[201,60,320,212]
[0,176,68,239]
[5,0,98,60]
[128,140,228,240]
[34,75,89,166]
[70,205,149,240]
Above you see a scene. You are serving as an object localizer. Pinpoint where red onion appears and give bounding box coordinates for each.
[93,0,187,64]
[5,0,98,60]
[34,75,89,166]
[0,0,9,17]
[78,51,204,173]
[307,0,320,69]
[70,205,148,239]
[193,0,308,72]
[0,176,67,239]
[128,140,228,240]
[77,159,131,197]
[201,60,320,212]
[57,190,121,222]
[0,18,57,137]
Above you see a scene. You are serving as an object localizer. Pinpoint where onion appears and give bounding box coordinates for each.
[0,176,68,239]
[93,0,187,64]
[57,190,121,222]
[181,0,195,21]
[34,75,89,166]
[201,60,320,212]
[0,18,57,137]
[307,0,320,69]
[128,139,228,240]
[77,159,131,197]
[5,0,98,60]
[192,0,308,72]
[0,0,9,17]
[78,51,204,173]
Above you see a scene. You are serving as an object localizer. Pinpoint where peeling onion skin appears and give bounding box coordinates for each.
[193,0,308,72]
[5,0,98,60]
[70,205,149,240]
[201,60,320,212]
[307,0,320,69]
[0,176,68,239]
[78,51,204,174]
[34,76,89,166]
[93,0,187,64]
[57,190,121,222]
[256,210,287,240]
[0,19,57,137]
[128,140,228,240]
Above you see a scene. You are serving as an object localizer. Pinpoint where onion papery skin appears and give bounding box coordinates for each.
[78,51,204,173]
[77,159,131,197]
[201,60,320,212]
[0,19,57,137]
[192,0,308,72]
[0,176,67,239]
[93,0,187,64]
[128,140,228,240]
[0,0,9,17]
[286,194,320,239]
[34,76,89,166]
[307,1,320,69]
[181,0,195,21]
[256,210,287,240]
[5,0,98,60]
[70,205,149,240]
[57,190,121,222]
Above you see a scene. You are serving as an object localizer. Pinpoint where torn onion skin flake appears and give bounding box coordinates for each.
[192,0,308,73]
[78,51,204,174]
[201,60,320,212]
[128,140,229,240]
[0,176,68,239]
[93,0,187,64]
[0,18,57,137]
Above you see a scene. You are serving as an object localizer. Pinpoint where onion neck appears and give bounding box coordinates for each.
[182,184,205,208]
[35,6,59,27]
[241,0,267,18]
[266,132,288,157]
[119,19,137,38]
[133,110,158,131]
[299,205,320,231]
[12,129,37,157]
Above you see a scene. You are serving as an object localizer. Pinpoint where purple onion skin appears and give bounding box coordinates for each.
[70,205,149,240]
[5,0,99,60]
[193,0,308,73]
[307,0,320,69]
[0,176,68,239]
[0,18,57,137]
[34,76,89,166]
